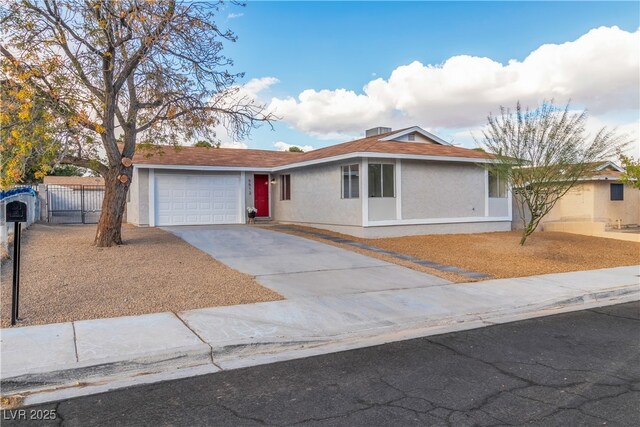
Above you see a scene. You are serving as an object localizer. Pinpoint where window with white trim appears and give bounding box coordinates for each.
[368,164,394,197]
[342,164,359,199]
[280,174,291,200]
[488,171,507,198]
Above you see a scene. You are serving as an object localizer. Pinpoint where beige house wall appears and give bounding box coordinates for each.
[272,161,362,227]
[284,220,512,238]
[541,181,639,226]
[544,183,595,222]
[592,181,639,225]
[401,160,488,219]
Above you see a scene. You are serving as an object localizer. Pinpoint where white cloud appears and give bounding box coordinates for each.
[268,26,639,137]
[274,141,315,152]
[211,77,279,149]
[219,141,249,149]
[227,12,244,19]
[242,77,279,97]
[445,114,640,161]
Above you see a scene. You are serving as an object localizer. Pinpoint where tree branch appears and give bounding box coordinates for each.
[60,155,108,177]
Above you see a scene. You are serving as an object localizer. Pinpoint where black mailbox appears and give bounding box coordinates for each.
[6,201,27,223]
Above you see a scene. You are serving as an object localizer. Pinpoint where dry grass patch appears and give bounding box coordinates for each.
[278,225,640,280]
[1,224,282,328]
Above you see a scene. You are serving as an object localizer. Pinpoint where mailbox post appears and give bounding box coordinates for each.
[6,201,27,326]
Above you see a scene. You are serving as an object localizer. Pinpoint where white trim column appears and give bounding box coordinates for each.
[361,158,368,226]
[507,184,513,221]
[268,173,273,219]
[148,168,156,226]
[395,159,402,220]
[484,169,489,217]
[240,171,246,223]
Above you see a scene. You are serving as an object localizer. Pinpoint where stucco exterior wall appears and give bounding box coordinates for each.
[126,168,139,225]
[401,160,486,219]
[126,167,149,226]
[514,180,639,232]
[368,198,396,221]
[592,181,639,225]
[278,220,511,238]
[272,162,362,226]
[534,181,639,227]
[544,183,595,222]
[488,197,509,217]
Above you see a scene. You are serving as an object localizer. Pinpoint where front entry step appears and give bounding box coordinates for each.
[254,218,275,224]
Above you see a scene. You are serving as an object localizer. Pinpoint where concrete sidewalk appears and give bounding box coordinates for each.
[1,265,639,407]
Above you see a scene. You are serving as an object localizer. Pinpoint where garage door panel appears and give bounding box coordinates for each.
[155,173,240,226]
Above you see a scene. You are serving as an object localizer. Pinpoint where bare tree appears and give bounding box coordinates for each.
[478,101,628,245]
[1,0,273,246]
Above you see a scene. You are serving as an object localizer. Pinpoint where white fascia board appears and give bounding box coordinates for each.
[379,126,452,145]
[135,153,494,174]
[595,161,624,172]
[272,152,494,171]
[365,216,512,227]
[581,176,628,182]
[135,164,272,173]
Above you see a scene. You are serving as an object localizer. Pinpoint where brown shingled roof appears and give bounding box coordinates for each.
[132,129,494,169]
[585,170,624,180]
[133,146,303,168]
[43,176,105,186]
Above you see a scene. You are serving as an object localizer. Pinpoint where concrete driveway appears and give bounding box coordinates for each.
[164,225,449,298]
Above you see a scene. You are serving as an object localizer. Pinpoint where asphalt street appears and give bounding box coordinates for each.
[3,302,639,426]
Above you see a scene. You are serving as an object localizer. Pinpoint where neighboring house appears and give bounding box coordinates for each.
[127,126,512,238]
[43,176,105,186]
[523,162,639,235]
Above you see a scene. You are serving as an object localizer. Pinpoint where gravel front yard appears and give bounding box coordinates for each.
[0,224,282,328]
[276,226,640,281]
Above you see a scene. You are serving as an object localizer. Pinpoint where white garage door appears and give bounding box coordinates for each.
[155,173,241,226]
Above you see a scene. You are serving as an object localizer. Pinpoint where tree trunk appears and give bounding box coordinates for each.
[520,214,541,246]
[94,165,132,247]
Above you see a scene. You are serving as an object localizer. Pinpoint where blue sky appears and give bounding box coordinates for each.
[215,1,640,153]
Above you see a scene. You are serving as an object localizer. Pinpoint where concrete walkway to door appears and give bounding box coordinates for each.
[164,225,450,298]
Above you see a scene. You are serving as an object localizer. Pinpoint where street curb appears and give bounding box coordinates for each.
[208,284,640,368]
[2,283,637,408]
[1,344,213,397]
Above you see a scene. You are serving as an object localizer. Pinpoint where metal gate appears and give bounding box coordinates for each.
[47,185,105,224]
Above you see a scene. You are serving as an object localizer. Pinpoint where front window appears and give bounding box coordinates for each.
[489,171,507,198]
[610,183,624,201]
[368,164,394,197]
[342,164,359,199]
[280,174,291,200]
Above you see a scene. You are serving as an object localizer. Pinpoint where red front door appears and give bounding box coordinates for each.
[254,174,270,217]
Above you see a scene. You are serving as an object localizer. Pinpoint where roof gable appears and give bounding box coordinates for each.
[379,126,451,145]
[594,161,624,172]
